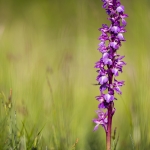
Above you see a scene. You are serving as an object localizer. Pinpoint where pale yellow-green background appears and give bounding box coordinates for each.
[0,0,150,149]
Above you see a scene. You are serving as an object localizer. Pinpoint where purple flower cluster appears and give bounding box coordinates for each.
[93,0,127,132]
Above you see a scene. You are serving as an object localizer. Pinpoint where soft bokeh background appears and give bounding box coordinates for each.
[0,0,150,149]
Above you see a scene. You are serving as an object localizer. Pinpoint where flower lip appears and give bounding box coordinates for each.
[117,33,125,41]
[116,5,124,13]
[96,95,104,102]
[110,41,119,50]
[103,58,112,65]
[98,102,106,109]
[99,76,108,85]
[112,68,119,76]
[103,53,109,59]
[104,94,114,103]
[111,26,120,34]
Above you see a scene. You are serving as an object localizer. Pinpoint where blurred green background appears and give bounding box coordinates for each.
[0,0,150,149]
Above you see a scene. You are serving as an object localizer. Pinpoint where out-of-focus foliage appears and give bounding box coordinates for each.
[0,0,150,149]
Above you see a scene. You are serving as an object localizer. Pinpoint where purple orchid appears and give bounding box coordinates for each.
[93,1,127,146]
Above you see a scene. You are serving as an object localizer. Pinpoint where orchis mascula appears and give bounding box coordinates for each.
[93,0,127,149]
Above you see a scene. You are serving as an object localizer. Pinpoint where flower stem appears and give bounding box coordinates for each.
[106,102,113,150]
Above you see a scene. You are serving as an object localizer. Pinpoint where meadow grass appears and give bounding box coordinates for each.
[0,0,150,149]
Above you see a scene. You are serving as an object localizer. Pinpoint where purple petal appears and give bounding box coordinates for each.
[116,5,124,13]
[113,79,125,94]
[93,109,108,132]
[104,117,108,124]
[104,94,114,103]
[93,123,99,131]
[103,58,112,65]
[111,26,120,34]
[98,46,108,53]
[122,19,127,26]
[114,79,125,86]
[103,53,109,59]
[93,119,107,131]
[110,41,119,50]
[100,24,109,32]
[118,55,125,60]
[99,41,105,47]
[117,33,125,41]
[100,84,108,92]
[108,89,114,95]
[112,68,119,76]
[96,95,104,102]
[114,86,122,94]
[99,76,108,84]
[98,102,105,108]
[117,60,126,66]
[121,14,128,19]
